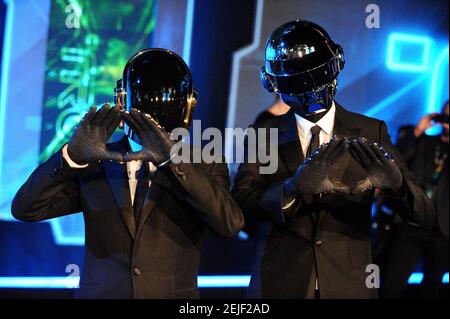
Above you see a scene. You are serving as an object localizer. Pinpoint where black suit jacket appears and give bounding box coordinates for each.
[232,103,435,299]
[12,136,244,298]
[396,126,448,237]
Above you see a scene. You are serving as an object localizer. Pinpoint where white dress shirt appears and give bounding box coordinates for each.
[62,139,156,206]
[294,102,336,157]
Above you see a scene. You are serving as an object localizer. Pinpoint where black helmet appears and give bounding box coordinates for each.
[260,20,344,116]
[115,48,198,143]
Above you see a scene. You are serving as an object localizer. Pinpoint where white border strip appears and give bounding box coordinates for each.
[182,0,195,66]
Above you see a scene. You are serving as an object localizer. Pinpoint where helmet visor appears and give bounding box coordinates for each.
[268,57,341,95]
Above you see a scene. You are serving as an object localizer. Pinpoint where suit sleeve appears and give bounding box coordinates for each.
[379,121,436,230]
[232,162,293,226]
[231,129,302,237]
[11,148,82,222]
[159,161,244,238]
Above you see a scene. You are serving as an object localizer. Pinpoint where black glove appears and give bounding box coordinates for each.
[348,137,403,193]
[67,104,123,165]
[121,109,175,165]
[284,137,350,196]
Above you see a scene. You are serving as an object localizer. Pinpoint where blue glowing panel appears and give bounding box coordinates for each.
[427,46,449,114]
[0,276,253,289]
[0,273,447,288]
[443,273,449,284]
[366,32,448,139]
[386,33,433,72]
[49,215,85,246]
[0,0,50,220]
[407,272,424,284]
[197,275,251,288]
[407,272,450,285]
[0,276,80,289]
[237,231,249,240]
[182,0,195,66]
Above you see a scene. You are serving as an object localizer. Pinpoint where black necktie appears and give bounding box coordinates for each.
[307,125,321,158]
[307,126,322,225]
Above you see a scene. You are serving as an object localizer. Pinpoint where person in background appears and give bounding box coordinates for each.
[382,100,449,299]
[254,95,290,124]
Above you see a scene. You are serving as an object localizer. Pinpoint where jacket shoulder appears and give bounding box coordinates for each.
[251,111,292,129]
[341,108,384,127]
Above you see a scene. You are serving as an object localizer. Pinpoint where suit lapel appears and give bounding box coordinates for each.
[133,164,151,225]
[103,136,136,240]
[276,111,320,227]
[136,170,173,234]
[331,103,362,182]
[330,117,352,183]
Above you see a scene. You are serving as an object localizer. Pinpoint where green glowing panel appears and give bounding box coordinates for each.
[39,0,157,161]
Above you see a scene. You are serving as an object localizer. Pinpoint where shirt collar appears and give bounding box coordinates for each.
[295,101,336,137]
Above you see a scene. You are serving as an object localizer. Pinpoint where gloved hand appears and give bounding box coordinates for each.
[67,104,123,165]
[121,109,175,165]
[284,137,350,196]
[348,137,403,193]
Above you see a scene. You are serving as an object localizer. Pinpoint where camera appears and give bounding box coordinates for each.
[432,114,449,124]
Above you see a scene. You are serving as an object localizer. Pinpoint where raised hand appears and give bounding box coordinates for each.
[284,137,350,196]
[67,104,123,165]
[121,109,175,165]
[414,113,439,137]
[348,137,403,193]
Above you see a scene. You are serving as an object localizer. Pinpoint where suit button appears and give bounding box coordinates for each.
[315,240,323,247]
[50,167,60,177]
[174,165,183,174]
[174,165,187,181]
[133,267,142,276]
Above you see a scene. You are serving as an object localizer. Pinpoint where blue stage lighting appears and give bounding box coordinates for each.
[407,272,424,284]
[182,0,195,66]
[386,33,433,72]
[0,0,14,206]
[427,45,449,114]
[237,231,249,240]
[364,75,427,117]
[0,276,79,289]
[0,273,447,288]
[0,276,251,289]
[197,275,251,288]
[443,273,449,284]
[49,217,85,246]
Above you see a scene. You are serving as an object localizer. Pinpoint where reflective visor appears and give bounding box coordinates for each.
[267,56,341,95]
